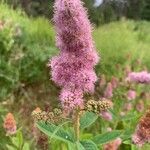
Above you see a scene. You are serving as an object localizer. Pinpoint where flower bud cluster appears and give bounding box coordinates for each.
[85,99,112,114]
[32,107,63,124]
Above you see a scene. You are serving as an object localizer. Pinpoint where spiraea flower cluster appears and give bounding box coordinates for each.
[3,113,17,135]
[126,71,150,84]
[49,0,99,110]
[132,108,150,147]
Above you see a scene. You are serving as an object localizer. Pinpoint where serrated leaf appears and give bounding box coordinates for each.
[92,130,123,145]
[80,140,98,150]
[36,121,74,143]
[80,112,98,129]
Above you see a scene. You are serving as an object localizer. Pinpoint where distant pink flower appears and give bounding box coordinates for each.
[107,127,112,132]
[132,108,150,147]
[3,113,17,135]
[111,76,118,89]
[0,20,5,30]
[104,138,122,150]
[49,0,99,109]
[136,100,144,112]
[127,90,136,100]
[124,65,131,76]
[104,82,113,98]
[132,133,145,147]
[124,103,132,112]
[126,71,150,84]
[100,111,112,121]
[99,74,106,87]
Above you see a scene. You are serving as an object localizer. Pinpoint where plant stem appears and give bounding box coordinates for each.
[74,107,80,142]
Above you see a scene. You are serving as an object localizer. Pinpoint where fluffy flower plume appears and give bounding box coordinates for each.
[126,71,150,84]
[3,113,17,135]
[49,0,99,109]
[132,108,150,147]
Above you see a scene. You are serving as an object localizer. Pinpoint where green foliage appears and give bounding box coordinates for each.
[80,112,98,130]
[127,0,144,19]
[7,131,30,150]
[92,130,123,145]
[78,140,98,150]
[0,3,56,100]
[0,3,150,101]
[36,121,75,143]
[3,0,150,25]
[141,0,150,20]
[94,20,150,76]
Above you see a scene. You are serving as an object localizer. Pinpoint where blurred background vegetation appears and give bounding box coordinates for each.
[0,0,150,101]
[1,0,150,26]
[0,1,150,149]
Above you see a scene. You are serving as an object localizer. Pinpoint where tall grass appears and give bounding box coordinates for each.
[94,20,150,76]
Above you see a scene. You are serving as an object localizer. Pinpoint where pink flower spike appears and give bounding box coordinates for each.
[49,0,99,110]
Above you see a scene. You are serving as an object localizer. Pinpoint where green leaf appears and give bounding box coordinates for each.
[92,130,123,145]
[80,140,98,150]
[80,112,98,129]
[68,143,76,150]
[11,137,19,147]
[6,145,16,150]
[36,121,74,143]
[17,131,23,148]
[120,113,140,121]
[11,130,23,148]
[50,120,71,141]
[22,142,30,150]
[80,133,93,139]
[121,129,133,141]
[76,142,85,150]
